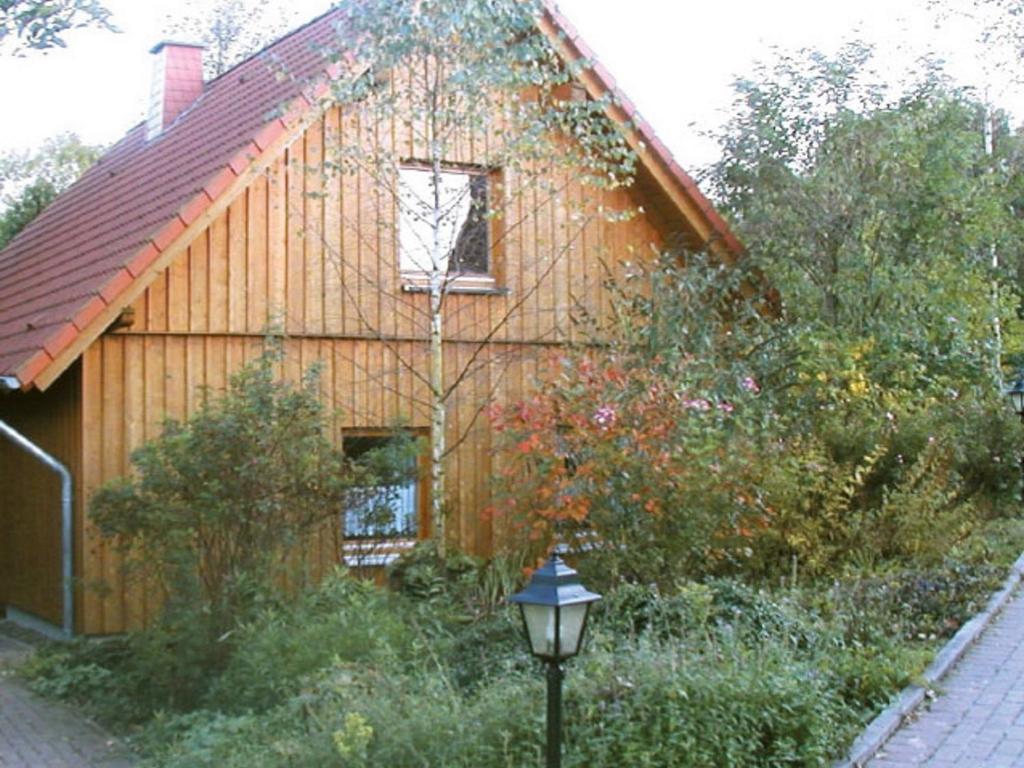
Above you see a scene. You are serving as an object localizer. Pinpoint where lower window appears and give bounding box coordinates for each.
[341,432,425,567]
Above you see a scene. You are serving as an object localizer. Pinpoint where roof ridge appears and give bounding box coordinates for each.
[151,6,345,140]
[203,3,344,90]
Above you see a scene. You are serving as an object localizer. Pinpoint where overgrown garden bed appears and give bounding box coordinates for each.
[25,528,1021,767]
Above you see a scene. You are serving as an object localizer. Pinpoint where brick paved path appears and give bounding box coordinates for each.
[0,628,133,768]
[867,586,1024,767]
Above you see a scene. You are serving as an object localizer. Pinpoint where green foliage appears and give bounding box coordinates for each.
[824,564,1004,645]
[30,553,1009,767]
[493,247,1019,584]
[27,636,153,723]
[0,132,102,249]
[490,44,1024,588]
[140,651,852,768]
[566,643,852,767]
[88,344,417,706]
[386,539,482,601]
[706,45,1024,387]
[0,0,114,53]
[385,539,533,621]
[490,252,784,586]
[752,431,966,577]
[205,575,415,713]
[0,177,55,249]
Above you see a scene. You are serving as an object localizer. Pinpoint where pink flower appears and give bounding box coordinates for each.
[717,401,735,414]
[683,398,711,412]
[593,405,616,428]
[741,376,760,394]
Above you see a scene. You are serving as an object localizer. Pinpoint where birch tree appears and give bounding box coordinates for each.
[312,0,636,554]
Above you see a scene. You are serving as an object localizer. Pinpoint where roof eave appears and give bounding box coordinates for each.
[21,90,338,392]
[538,1,745,260]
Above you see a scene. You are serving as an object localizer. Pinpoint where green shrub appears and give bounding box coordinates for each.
[87,344,417,710]
[205,573,414,713]
[824,564,1004,644]
[568,643,855,767]
[142,637,859,768]
[27,637,156,723]
[590,581,715,640]
[26,552,1010,766]
[818,640,932,715]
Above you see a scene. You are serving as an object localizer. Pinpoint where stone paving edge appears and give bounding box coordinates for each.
[835,550,1024,768]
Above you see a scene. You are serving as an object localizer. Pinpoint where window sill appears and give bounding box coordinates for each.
[400,273,509,296]
[342,537,416,567]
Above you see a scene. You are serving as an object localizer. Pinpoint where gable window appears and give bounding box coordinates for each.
[398,165,494,285]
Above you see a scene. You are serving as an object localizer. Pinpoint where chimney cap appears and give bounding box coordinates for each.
[149,40,205,55]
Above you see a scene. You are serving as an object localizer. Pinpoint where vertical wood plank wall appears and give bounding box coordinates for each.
[77,103,666,634]
[0,363,81,627]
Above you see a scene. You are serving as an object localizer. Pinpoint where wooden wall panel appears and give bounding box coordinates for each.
[77,96,670,633]
[79,332,547,633]
[123,104,663,346]
[0,363,82,629]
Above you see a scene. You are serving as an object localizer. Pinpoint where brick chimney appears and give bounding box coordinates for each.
[146,42,205,140]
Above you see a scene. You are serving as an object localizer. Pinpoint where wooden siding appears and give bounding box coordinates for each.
[0,363,81,628]
[77,103,666,634]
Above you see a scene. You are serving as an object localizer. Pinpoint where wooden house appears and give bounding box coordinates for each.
[0,4,743,635]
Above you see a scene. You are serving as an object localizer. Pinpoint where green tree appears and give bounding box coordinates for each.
[316,0,635,553]
[490,48,1024,584]
[0,132,102,249]
[0,0,114,54]
[698,46,1024,573]
[90,344,417,658]
[704,45,1024,401]
[0,177,56,249]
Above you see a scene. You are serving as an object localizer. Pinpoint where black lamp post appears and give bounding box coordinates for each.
[509,553,600,768]
[1006,372,1024,502]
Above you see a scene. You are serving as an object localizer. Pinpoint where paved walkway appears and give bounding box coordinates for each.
[867,586,1024,767]
[0,625,133,768]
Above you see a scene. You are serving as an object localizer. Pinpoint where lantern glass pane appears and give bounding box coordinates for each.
[521,603,557,657]
[558,603,590,657]
[1013,390,1024,414]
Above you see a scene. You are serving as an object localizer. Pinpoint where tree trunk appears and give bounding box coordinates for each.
[429,151,446,557]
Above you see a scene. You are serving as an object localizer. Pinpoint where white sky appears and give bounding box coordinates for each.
[0,0,1017,173]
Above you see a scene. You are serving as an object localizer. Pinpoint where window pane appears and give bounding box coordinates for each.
[557,603,590,657]
[345,481,417,538]
[342,435,418,539]
[522,603,556,658]
[399,167,489,275]
[452,174,489,274]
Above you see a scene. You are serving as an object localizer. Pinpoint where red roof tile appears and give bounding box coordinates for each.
[0,8,346,387]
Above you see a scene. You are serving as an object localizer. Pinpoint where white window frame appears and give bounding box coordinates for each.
[397,164,495,290]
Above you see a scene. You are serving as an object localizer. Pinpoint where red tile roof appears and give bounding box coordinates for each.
[0,3,741,390]
[0,8,346,386]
